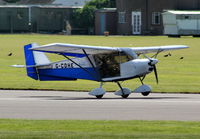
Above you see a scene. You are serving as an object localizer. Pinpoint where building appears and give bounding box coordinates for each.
[116,0,200,35]
[0,0,92,34]
[0,5,76,33]
[95,8,117,35]
[163,10,200,36]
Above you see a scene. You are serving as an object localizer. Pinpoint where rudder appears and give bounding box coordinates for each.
[24,44,39,80]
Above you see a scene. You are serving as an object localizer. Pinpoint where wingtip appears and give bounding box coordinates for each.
[180,45,189,48]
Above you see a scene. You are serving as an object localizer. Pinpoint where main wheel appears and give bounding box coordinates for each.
[141,91,150,96]
[96,95,103,99]
[121,94,129,98]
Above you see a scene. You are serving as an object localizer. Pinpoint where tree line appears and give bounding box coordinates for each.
[72,0,116,31]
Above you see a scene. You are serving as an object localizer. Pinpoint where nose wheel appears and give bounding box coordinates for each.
[115,82,131,98]
[138,77,152,96]
[96,95,104,99]
[141,91,150,96]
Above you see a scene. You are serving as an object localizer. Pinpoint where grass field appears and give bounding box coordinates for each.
[0,34,199,92]
[0,119,200,139]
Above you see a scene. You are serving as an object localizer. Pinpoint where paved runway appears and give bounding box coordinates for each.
[0,90,200,121]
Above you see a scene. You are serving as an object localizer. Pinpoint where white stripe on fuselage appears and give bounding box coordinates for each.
[52,57,94,69]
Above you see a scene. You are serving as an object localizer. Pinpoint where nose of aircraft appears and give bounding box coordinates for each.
[148,58,159,66]
[147,58,159,84]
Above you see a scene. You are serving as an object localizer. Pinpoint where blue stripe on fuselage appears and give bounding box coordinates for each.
[37,68,101,81]
[38,75,77,81]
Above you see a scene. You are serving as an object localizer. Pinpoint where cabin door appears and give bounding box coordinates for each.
[132,11,141,35]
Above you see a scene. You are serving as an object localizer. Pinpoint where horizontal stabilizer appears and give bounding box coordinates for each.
[11,64,50,68]
[11,65,25,68]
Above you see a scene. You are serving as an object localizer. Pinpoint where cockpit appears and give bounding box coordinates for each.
[94,50,137,78]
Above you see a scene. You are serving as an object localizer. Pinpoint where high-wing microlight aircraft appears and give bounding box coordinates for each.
[14,43,188,98]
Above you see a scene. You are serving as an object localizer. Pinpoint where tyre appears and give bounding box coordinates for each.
[121,94,129,98]
[96,95,103,99]
[141,91,150,96]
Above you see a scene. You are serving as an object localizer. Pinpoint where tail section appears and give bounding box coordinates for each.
[24,43,50,80]
[24,43,77,81]
[32,43,51,65]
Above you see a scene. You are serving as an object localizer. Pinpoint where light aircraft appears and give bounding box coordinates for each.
[13,43,188,98]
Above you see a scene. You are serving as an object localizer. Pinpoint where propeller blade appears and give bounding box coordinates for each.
[153,65,159,84]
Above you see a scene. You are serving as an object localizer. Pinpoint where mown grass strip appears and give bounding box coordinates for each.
[0,119,200,139]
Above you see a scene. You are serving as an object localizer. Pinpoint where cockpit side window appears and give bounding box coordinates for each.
[114,52,133,64]
[94,52,133,66]
[93,52,133,78]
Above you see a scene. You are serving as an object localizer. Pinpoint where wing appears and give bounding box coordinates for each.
[130,45,189,55]
[30,43,119,57]
[30,43,189,57]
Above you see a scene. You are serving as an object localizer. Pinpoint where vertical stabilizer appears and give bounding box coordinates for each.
[24,43,50,80]
[32,43,51,65]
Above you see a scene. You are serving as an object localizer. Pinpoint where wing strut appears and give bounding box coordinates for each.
[82,49,99,75]
[151,49,163,58]
[61,54,100,81]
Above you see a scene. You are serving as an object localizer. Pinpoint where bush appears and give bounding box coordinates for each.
[72,0,116,30]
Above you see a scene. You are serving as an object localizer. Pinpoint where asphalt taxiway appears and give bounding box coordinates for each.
[0,90,200,121]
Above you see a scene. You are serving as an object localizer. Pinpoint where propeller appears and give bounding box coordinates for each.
[144,54,159,84]
[153,65,159,84]
[148,60,159,84]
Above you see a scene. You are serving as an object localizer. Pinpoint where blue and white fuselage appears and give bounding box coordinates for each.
[25,43,158,82]
[37,56,99,81]
[22,43,188,98]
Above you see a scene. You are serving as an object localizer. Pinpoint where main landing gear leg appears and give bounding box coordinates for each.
[89,82,106,99]
[116,82,131,98]
[96,82,104,99]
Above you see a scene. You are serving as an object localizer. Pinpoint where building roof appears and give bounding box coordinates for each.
[1,0,91,6]
[0,0,7,4]
[53,0,91,6]
[165,10,200,15]
[0,5,81,8]
[96,8,117,13]
[17,0,53,4]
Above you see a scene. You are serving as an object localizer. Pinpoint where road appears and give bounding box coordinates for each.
[0,90,200,121]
